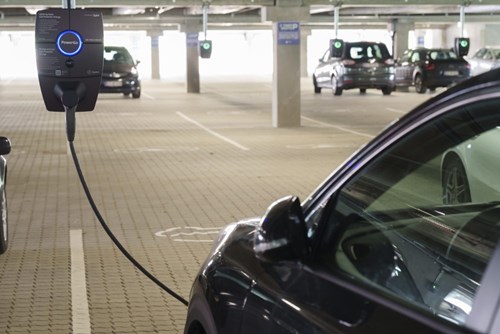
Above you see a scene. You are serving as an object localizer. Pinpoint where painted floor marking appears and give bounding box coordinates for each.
[301,116,375,139]
[70,229,91,334]
[177,111,250,151]
[155,226,224,242]
[142,92,156,100]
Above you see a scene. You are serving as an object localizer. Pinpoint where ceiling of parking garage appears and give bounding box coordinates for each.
[1,1,500,30]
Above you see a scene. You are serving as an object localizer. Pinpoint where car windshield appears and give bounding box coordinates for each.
[493,49,500,59]
[428,50,458,60]
[347,43,390,61]
[104,48,135,65]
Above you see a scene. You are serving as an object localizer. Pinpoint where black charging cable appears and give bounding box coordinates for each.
[64,105,189,306]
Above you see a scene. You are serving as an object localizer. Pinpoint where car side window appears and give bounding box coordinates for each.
[411,51,420,63]
[493,49,500,60]
[483,50,493,61]
[321,49,331,62]
[474,48,486,59]
[317,98,500,327]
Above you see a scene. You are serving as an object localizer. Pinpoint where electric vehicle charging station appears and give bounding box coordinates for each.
[35,1,188,307]
[35,8,103,112]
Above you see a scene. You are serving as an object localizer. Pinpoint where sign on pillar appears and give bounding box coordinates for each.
[277,21,300,45]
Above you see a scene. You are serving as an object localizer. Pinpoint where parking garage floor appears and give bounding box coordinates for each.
[0,78,433,333]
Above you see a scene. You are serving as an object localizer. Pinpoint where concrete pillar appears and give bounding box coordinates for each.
[272,22,301,127]
[394,20,413,60]
[147,30,163,80]
[181,22,202,93]
[262,6,310,128]
[300,27,311,78]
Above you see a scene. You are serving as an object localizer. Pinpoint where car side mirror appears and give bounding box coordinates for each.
[136,60,141,66]
[254,196,309,263]
[0,137,11,155]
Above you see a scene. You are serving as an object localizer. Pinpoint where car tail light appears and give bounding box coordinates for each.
[384,59,395,65]
[426,63,436,71]
[342,59,356,66]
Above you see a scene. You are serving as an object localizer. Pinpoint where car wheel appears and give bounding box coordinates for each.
[313,76,321,94]
[359,88,366,94]
[132,89,141,99]
[381,87,392,95]
[442,156,471,204]
[0,186,8,254]
[415,75,427,94]
[331,76,343,96]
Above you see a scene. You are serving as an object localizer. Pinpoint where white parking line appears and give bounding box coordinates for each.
[301,116,375,139]
[142,92,156,100]
[177,111,250,151]
[70,229,91,334]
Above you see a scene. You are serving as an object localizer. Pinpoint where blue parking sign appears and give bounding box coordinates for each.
[277,21,300,46]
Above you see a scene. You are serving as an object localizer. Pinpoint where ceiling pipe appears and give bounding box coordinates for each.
[460,5,465,37]
[203,1,209,39]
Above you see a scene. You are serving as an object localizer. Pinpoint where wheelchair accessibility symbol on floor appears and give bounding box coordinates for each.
[155,226,223,242]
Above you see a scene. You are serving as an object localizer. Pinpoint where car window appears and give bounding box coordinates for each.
[428,50,458,60]
[104,48,135,65]
[493,49,500,60]
[473,48,486,59]
[483,50,493,61]
[316,97,500,327]
[411,51,420,62]
[321,49,331,62]
[347,43,389,61]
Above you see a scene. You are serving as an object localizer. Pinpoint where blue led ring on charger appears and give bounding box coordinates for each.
[57,30,83,57]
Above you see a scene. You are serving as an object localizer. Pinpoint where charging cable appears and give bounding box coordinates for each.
[64,105,189,306]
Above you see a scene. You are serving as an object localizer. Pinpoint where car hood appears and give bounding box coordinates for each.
[210,218,259,254]
[103,63,134,74]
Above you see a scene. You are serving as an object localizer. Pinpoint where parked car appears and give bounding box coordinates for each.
[313,41,395,96]
[0,137,11,254]
[395,48,470,94]
[467,46,500,76]
[442,127,500,205]
[184,69,500,334]
[100,46,141,99]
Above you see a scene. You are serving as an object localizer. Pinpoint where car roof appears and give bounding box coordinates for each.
[104,46,129,52]
[346,41,386,45]
[410,48,453,52]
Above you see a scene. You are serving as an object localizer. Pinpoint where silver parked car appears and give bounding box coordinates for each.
[467,46,500,76]
[0,137,11,254]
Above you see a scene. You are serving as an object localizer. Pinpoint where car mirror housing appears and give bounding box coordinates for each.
[0,137,11,155]
[254,196,309,263]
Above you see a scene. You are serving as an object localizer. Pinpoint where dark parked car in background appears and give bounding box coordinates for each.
[468,46,500,76]
[395,48,470,93]
[0,137,11,254]
[184,69,500,334]
[100,46,141,99]
[313,41,395,96]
